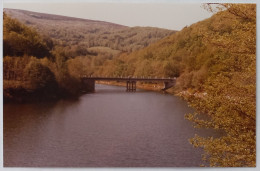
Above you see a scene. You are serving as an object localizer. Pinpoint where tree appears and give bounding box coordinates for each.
[184,4,256,167]
[3,13,52,58]
[25,59,58,91]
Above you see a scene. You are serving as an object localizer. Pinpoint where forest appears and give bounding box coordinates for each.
[3,9,173,101]
[3,3,256,167]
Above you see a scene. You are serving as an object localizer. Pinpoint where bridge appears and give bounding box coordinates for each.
[80,76,176,92]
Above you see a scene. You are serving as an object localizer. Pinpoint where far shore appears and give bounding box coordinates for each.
[96,80,174,93]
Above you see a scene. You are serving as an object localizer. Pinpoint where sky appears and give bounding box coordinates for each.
[3,0,215,30]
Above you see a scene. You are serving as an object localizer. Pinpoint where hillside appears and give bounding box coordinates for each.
[4,8,176,81]
[4,8,175,52]
[96,4,256,91]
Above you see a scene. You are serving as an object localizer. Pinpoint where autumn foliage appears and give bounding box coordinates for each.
[183,4,256,167]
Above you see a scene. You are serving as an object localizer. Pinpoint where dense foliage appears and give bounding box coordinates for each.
[3,14,81,101]
[3,13,52,58]
[184,4,256,167]
[4,8,175,91]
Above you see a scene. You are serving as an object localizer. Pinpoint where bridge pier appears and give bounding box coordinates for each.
[81,79,95,92]
[126,81,136,91]
[162,81,175,91]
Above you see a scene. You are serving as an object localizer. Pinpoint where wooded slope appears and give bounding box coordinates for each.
[4,8,175,52]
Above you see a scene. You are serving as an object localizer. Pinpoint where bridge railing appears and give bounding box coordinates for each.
[80,75,176,80]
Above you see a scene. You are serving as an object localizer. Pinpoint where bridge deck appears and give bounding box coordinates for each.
[81,77,175,82]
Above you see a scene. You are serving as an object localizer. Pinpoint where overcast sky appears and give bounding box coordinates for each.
[3,0,217,30]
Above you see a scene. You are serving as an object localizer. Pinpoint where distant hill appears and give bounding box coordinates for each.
[4,8,176,52]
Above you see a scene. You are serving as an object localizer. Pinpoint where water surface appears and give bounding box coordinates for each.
[4,84,215,167]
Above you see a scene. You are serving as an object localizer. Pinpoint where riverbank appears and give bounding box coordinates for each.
[96,81,203,100]
[3,80,80,103]
[4,79,178,103]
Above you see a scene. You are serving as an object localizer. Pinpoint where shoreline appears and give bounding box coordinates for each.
[96,80,176,94]
[4,80,178,103]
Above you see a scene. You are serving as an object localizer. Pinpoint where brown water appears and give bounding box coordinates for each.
[4,84,216,167]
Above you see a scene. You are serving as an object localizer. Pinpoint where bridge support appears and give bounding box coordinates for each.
[81,79,95,92]
[126,81,136,91]
[162,81,176,91]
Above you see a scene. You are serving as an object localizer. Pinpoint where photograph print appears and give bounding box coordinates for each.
[2,0,256,168]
